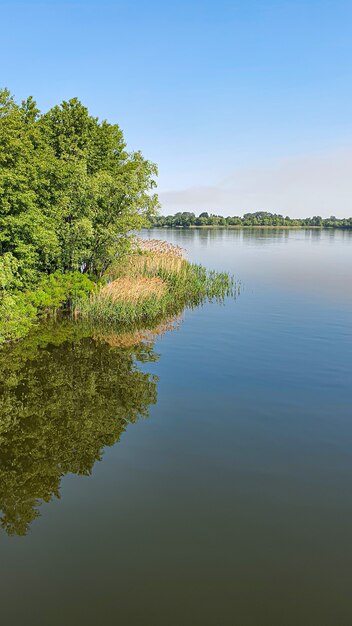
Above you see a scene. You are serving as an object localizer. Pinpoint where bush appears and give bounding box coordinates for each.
[0,292,37,345]
[29,271,95,311]
[0,271,94,345]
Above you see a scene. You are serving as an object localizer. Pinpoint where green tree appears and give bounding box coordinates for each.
[0,89,60,283]
[39,97,159,275]
[0,90,159,282]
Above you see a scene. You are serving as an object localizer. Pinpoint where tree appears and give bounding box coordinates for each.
[0,90,160,282]
[0,89,60,283]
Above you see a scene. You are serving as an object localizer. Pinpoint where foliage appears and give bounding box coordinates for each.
[0,290,37,345]
[0,89,159,278]
[0,270,94,345]
[149,211,352,228]
[29,271,94,310]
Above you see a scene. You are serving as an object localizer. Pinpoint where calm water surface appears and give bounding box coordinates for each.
[1,228,352,626]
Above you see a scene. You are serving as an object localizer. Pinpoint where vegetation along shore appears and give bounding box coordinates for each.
[0,90,235,345]
[150,211,352,228]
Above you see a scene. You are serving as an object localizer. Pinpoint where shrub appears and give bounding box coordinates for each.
[0,292,37,345]
[0,271,94,345]
[29,271,95,311]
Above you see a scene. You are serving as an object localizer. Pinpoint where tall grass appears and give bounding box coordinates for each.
[100,276,167,303]
[74,239,236,327]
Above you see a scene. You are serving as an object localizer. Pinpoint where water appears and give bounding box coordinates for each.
[1,228,352,626]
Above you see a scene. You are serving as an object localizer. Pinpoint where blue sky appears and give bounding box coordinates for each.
[1,0,352,216]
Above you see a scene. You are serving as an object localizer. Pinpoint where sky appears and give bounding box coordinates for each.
[1,0,352,217]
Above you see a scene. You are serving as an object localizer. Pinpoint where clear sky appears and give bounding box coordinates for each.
[1,0,352,216]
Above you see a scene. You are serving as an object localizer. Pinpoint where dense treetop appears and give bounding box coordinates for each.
[0,88,159,284]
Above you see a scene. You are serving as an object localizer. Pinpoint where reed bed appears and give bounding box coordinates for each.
[134,238,186,258]
[107,252,186,279]
[74,238,236,327]
[99,276,167,303]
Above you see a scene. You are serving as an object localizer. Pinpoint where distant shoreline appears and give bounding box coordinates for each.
[149,212,352,230]
[147,225,351,230]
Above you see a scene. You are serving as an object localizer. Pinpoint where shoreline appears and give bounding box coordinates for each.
[1,240,235,347]
[147,225,351,230]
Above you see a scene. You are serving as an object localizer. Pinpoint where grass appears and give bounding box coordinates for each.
[74,239,236,327]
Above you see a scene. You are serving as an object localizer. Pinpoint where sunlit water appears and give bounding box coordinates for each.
[1,228,352,626]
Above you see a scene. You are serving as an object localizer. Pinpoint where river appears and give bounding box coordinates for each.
[1,228,352,625]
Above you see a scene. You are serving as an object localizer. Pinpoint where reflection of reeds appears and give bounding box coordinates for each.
[93,314,182,349]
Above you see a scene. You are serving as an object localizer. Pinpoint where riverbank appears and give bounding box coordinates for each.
[0,239,235,346]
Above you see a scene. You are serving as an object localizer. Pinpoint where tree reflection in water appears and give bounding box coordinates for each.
[0,319,175,536]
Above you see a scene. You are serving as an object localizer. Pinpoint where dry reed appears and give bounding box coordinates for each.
[135,238,186,258]
[99,276,167,304]
[113,253,185,278]
[74,237,235,326]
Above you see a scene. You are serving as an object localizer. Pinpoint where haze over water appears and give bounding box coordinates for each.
[1,228,352,626]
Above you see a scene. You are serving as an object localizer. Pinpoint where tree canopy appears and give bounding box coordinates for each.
[0,88,159,283]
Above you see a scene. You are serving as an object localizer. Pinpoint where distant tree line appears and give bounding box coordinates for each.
[149,211,352,228]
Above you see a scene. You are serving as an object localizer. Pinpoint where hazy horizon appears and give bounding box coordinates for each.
[159,148,352,218]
